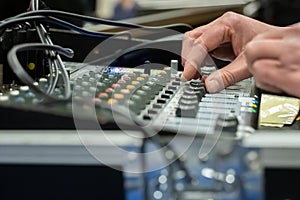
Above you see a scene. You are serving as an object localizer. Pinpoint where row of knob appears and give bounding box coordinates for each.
[176,81,207,118]
[72,67,180,120]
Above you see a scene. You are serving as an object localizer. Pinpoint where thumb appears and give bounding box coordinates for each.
[205,53,252,93]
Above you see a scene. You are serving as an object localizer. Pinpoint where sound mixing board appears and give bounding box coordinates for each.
[0,60,258,135]
[0,18,299,200]
[0,59,262,200]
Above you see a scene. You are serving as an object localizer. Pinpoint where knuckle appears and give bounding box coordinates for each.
[244,41,256,57]
[221,11,240,25]
[222,11,237,19]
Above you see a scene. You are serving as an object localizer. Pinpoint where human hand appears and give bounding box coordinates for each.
[244,24,300,98]
[181,12,275,93]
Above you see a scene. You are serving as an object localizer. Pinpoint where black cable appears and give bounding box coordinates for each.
[30,0,71,99]
[46,16,127,38]
[0,14,131,99]
[7,43,74,101]
[0,15,130,39]
[0,15,47,35]
[8,10,193,31]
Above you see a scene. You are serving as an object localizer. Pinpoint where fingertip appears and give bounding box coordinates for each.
[181,62,200,82]
[205,72,225,93]
[205,79,222,93]
[180,71,189,82]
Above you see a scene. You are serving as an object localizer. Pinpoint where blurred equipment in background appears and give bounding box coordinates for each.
[43,0,96,17]
[256,0,300,25]
[0,0,96,21]
[112,0,139,20]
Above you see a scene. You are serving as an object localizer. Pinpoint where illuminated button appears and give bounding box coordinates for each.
[128,72,136,78]
[126,85,136,93]
[118,79,126,84]
[107,98,118,105]
[105,88,115,98]
[251,103,258,108]
[114,93,124,100]
[122,75,131,81]
[131,81,140,86]
[99,93,109,99]
[126,85,135,89]
[112,84,121,90]
[105,88,115,93]
[120,89,131,96]
[141,74,149,78]
[28,63,35,70]
[136,77,145,82]
[117,79,127,88]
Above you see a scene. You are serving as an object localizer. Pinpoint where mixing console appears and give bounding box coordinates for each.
[1,4,299,200]
[0,60,258,134]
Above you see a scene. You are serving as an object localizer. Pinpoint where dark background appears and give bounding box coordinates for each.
[0,0,96,20]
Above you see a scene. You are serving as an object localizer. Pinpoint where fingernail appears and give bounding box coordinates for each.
[206,79,222,93]
[180,73,188,82]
